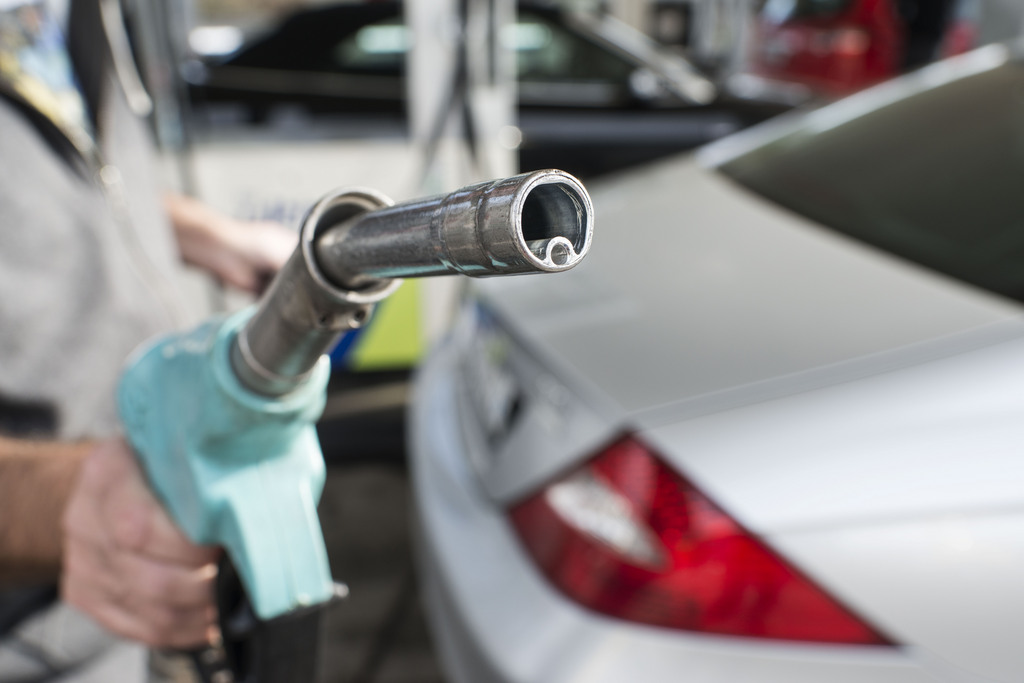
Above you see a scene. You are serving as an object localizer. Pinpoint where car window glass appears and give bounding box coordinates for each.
[512,12,633,83]
[761,0,853,23]
[325,10,632,84]
[334,18,407,73]
[718,59,1024,302]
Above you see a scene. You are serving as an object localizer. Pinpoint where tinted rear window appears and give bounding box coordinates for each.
[718,53,1024,302]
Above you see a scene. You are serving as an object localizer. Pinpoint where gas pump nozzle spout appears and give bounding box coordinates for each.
[232,169,593,396]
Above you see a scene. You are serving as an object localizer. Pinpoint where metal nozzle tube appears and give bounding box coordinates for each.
[231,170,593,396]
[314,169,593,289]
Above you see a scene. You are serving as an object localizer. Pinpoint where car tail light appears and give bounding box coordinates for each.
[509,437,893,645]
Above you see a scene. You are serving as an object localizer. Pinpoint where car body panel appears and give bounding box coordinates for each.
[770,513,1024,682]
[643,331,1024,534]
[451,303,624,504]
[409,338,949,683]
[473,157,1021,419]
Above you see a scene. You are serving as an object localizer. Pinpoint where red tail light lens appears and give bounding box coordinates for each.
[509,437,893,645]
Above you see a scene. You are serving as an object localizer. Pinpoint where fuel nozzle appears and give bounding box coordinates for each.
[117,170,594,682]
[232,169,594,396]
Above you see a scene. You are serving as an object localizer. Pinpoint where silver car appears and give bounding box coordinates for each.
[408,41,1024,683]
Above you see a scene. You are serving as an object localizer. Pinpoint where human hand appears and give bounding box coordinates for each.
[199,218,297,295]
[61,438,220,649]
[167,193,297,295]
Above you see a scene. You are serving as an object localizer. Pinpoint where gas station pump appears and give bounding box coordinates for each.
[117,170,593,682]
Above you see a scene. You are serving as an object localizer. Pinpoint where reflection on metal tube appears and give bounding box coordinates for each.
[314,169,592,288]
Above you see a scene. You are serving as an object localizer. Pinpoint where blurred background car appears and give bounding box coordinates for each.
[184,0,790,179]
[408,42,1024,683]
[749,0,906,97]
[742,0,1022,100]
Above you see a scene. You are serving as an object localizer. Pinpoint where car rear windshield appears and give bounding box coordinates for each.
[717,54,1024,303]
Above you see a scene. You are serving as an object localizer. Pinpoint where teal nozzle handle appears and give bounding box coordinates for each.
[117,309,333,620]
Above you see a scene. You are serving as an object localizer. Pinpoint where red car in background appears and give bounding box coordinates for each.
[750,0,970,98]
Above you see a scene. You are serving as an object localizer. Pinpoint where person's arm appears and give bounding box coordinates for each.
[164,193,296,294]
[0,436,219,648]
[0,196,292,644]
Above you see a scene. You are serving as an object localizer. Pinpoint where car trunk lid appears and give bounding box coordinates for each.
[476,156,1022,423]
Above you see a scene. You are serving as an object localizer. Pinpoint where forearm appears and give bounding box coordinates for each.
[0,437,89,586]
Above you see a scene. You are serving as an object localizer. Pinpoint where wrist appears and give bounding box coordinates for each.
[0,438,90,584]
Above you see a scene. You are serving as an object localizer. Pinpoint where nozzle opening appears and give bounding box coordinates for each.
[520,181,590,269]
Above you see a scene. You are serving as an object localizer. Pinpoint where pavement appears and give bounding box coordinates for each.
[317,464,445,683]
[314,371,447,683]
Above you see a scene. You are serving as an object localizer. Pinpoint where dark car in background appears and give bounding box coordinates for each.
[186,1,789,178]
